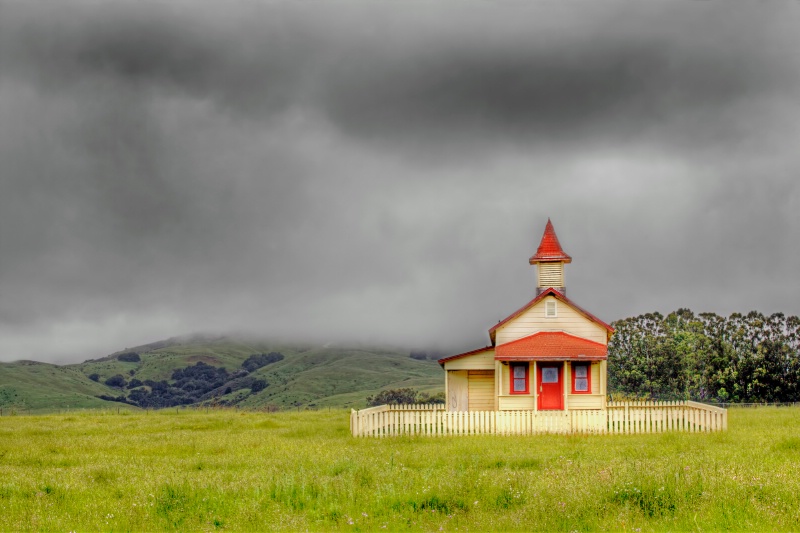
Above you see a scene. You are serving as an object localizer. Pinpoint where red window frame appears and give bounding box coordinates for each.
[571,362,591,394]
[510,362,529,394]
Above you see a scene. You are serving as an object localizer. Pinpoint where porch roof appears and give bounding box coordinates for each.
[495,331,607,361]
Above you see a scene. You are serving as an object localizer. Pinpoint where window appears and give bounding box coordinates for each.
[510,363,529,394]
[571,363,591,393]
[545,300,557,318]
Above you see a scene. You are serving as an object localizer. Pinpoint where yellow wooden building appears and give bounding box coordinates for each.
[438,219,615,413]
[351,220,727,436]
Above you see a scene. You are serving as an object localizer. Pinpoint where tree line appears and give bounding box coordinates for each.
[608,309,800,403]
[96,353,282,408]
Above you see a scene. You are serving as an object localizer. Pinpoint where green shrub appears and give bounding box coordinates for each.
[104,374,127,388]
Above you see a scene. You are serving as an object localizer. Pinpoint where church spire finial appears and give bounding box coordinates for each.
[529,218,572,264]
[529,219,571,295]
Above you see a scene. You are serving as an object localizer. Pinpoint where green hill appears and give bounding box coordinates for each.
[0,360,128,412]
[0,335,445,412]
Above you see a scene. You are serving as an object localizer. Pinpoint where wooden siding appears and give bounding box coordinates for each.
[538,263,564,288]
[468,370,495,411]
[498,395,535,410]
[447,370,468,412]
[499,363,509,395]
[443,348,495,370]
[351,401,728,437]
[495,296,607,346]
[567,394,604,410]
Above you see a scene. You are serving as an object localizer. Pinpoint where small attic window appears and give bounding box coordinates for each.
[545,300,557,318]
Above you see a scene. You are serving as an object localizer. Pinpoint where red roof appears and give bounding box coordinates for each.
[529,218,572,264]
[437,346,494,366]
[495,331,607,361]
[488,287,614,345]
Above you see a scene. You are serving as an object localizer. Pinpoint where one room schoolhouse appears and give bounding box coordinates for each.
[350,219,727,436]
[437,219,614,413]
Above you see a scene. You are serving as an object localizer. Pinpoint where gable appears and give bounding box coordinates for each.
[494,294,609,346]
[438,347,495,370]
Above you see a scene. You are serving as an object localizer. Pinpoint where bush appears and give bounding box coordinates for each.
[105,374,127,388]
[417,391,446,404]
[89,373,100,382]
[242,352,284,372]
[127,378,143,389]
[117,352,141,362]
[366,388,445,407]
[366,388,419,406]
[96,394,132,405]
[251,379,268,393]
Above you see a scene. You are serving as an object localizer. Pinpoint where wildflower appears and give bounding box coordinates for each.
[362,512,368,517]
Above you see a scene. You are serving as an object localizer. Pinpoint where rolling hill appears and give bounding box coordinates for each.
[0,335,445,413]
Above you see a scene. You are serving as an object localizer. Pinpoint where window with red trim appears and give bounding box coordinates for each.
[510,363,529,394]
[571,363,591,394]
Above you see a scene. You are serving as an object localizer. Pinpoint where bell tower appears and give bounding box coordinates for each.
[528,218,572,295]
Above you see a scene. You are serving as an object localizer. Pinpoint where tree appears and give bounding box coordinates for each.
[608,308,800,403]
[242,352,284,372]
[250,379,267,393]
[366,388,419,406]
[104,374,127,388]
[365,388,444,406]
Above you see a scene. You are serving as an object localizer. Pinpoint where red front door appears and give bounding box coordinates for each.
[537,363,563,410]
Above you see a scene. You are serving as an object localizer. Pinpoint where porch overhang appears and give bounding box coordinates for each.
[494,331,607,361]
[496,355,607,362]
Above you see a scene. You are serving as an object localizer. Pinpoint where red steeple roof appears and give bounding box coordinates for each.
[529,218,571,264]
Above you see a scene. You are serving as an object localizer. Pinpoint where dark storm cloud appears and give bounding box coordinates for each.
[0,1,320,117]
[320,3,800,158]
[1,0,799,362]
[5,2,795,152]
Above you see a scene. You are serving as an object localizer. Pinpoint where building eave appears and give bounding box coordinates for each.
[437,346,495,367]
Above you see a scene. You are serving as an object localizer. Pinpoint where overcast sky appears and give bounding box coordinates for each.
[2,1,800,363]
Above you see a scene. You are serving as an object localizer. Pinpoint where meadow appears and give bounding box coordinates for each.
[1,407,799,531]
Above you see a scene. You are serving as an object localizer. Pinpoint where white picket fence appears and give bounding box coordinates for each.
[350,401,727,437]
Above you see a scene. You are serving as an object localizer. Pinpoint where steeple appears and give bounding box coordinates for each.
[529,218,571,295]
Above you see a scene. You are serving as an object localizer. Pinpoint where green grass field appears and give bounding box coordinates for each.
[1,406,799,531]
